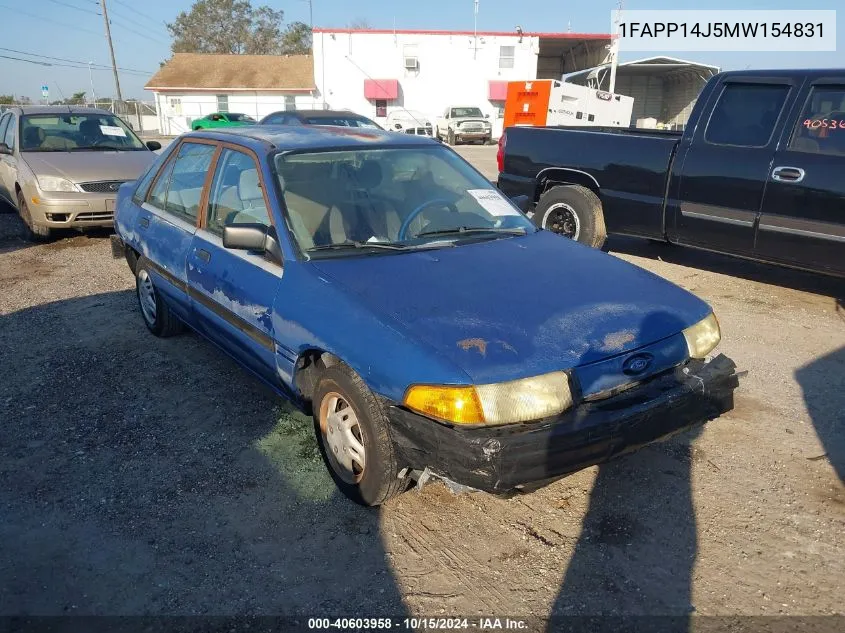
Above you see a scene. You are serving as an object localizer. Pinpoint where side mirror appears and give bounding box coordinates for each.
[223,223,283,265]
[145,140,162,151]
[0,143,11,155]
[510,194,531,213]
[485,113,491,119]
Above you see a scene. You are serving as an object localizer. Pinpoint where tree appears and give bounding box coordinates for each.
[167,0,312,55]
[48,92,87,106]
[0,95,15,105]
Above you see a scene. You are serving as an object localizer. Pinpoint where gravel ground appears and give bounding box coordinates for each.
[0,149,844,620]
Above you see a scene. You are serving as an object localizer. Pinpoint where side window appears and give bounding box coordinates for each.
[205,148,270,235]
[0,114,9,146]
[265,114,286,125]
[134,142,179,204]
[4,115,16,149]
[704,83,790,147]
[789,85,845,156]
[148,155,176,210]
[164,142,216,222]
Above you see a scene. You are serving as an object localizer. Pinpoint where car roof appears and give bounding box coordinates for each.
[186,124,441,152]
[288,110,373,119]
[7,105,116,116]
[717,68,845,80]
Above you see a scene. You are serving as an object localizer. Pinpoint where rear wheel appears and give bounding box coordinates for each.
[313,364,406,506]
[534,185,606,249]
[17,190,51,242]
[135,257,183,337]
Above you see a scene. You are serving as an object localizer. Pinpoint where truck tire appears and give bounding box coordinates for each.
[447,129,456,145]
[535,185,606,249]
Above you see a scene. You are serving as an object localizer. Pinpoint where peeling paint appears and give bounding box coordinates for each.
[458,338,489,356]
[600,329,636,352]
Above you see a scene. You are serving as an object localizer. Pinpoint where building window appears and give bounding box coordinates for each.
[169,97,182,115]
[499,46,515,69]
[216,94,229,112]
[285,95,296,111]
[375,99,387,117]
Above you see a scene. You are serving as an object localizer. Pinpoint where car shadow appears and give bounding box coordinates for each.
[795,343,845,485]
[607,236,845,298]
[0,290,408,616]
[546,310,733,629]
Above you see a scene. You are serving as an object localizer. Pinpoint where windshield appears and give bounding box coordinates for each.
[227,113,255,122]
[305,116,381,129]
[451,107,483,118]
[274,146,535,257]
[20,113,147,152]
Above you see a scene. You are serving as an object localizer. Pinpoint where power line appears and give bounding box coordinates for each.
[45,0,100,15]
[107,14,170,45]
[0,3,102,36]
[0,47,154,74]
[112,0,167,28]
[0,54,51,67]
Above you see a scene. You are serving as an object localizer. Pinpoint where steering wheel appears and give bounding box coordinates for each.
[398,198,459,240]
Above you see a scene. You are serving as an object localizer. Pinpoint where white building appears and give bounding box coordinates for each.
[312,28,612,135]
[146,53,318,135]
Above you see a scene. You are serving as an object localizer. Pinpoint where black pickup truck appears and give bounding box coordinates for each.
[497,69,845,278]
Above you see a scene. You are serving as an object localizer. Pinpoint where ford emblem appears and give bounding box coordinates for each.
[109,183,120,191]
[622,353,653,376]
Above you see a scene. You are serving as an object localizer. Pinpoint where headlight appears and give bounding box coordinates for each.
[404,371,574,425]
[37,176,80,192]
[683,313,721,359]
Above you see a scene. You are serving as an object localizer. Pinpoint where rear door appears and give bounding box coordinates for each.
[755,80,845,276]
[672,78,795,255]
[187,145,282,385]
[139,140,217,323]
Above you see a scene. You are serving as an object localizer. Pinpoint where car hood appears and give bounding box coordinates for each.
[22,151,156,184]
[312,231,712,384]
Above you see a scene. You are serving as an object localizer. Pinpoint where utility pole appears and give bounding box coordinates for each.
[100,0,123,102]
[608,0,623,93]
[473,0,479,60]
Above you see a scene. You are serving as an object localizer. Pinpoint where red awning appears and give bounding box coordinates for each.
[364,79,399,100]
[488,80,508,101]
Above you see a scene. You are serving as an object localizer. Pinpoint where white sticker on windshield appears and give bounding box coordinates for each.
[467,189,520,217]
[99,125,126,137]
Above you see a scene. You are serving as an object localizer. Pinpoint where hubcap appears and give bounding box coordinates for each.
[137,269,157,325]
[543,203,581,240]
[319,392,366,484]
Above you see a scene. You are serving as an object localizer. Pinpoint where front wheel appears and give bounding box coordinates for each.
[534,185,607,249]
[447,129,456,145]
[17,190,51,242]
[313,364,406,506]
[135,257,183,337]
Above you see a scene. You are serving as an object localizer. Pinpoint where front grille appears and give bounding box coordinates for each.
[79,180,126,193]
[75,212,113,222]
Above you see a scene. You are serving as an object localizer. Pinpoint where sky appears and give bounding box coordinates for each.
[0,0,841,101]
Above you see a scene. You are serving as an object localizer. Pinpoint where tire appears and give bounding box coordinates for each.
[17,190,51,242]
[313,364,406,506]
[447,129,456,145]
[534,185,606,249]
[193,126,203,131]
[435,126,441,140]
[135,256,183,337]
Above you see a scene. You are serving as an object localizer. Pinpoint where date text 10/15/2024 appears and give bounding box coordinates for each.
[308,618,529,630]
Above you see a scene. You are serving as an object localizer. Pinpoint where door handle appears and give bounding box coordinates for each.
[196,248,211,263]
[139,216,150,228]
[771,166,805,183]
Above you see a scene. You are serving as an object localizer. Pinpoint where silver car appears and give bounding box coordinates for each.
[0,106,160,241]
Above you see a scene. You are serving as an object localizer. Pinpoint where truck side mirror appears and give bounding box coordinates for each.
[485,113,491,119]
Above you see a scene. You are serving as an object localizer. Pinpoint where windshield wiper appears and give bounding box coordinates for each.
[416,226,527,239]
[307,240,408,253]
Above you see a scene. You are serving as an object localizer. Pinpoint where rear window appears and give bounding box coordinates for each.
[305,117,381,129]
[704,83,790,147]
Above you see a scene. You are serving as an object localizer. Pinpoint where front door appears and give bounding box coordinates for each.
[756,81,845,276]
[187,146,282,386]
[671,79,794,255]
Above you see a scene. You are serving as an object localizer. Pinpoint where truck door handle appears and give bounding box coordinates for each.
[196,248,211,263]
[139,216,150,228]
[771,166,805,183]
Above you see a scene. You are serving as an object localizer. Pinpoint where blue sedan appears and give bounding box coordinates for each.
[111,126,739,506]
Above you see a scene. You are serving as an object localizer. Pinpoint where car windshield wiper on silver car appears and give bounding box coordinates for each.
[416,226,528,239]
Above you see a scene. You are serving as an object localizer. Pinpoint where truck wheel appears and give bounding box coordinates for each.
[447,129,456,145]
[135,257,184,337]
[535,185,606,249]
[313,363,406,506]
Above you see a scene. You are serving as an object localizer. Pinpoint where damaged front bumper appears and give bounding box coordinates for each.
[388,354,741,494]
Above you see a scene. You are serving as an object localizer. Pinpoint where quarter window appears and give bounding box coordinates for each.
[499,46,515,69]
[148,156,176,210]
[165,142,216,222]
[789,85,845,156]
[704,83,790,147]
[206,148,270,235]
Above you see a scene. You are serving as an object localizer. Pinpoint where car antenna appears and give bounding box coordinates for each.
[52,79,71,113]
